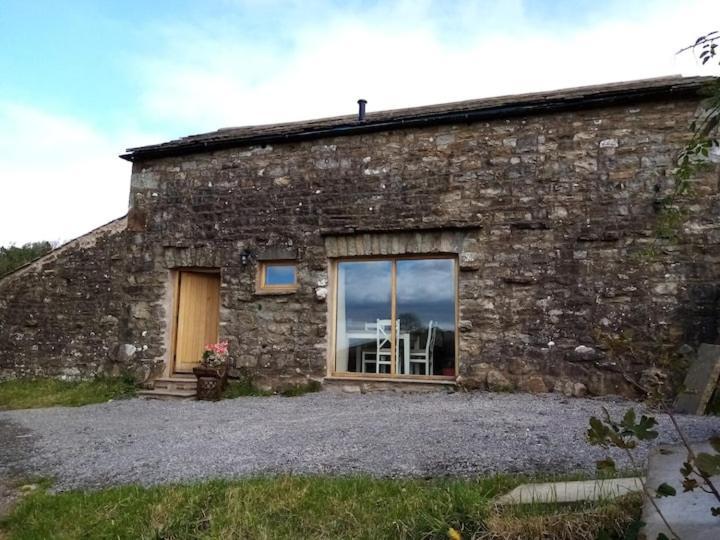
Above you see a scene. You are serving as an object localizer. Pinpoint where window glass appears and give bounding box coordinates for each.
[333,257,456,377]
[335,261,392,373]
[264,264,296,286]
[396,259,456,376]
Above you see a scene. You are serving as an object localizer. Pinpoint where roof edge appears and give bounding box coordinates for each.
[121,75,716,162]
[0,215,128,283]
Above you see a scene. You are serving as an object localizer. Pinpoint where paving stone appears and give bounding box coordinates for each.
[642,443,720,540]
[495,477,643,504]
[675,344,720,415]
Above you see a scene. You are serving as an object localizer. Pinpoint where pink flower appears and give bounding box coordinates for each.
[201,341,229,367]
[205,341,229,356]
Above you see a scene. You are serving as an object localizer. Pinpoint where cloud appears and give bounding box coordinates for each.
[136,0,720,133]
[0,102,134,245]
[3,0,719,245]
[339,259,455,304]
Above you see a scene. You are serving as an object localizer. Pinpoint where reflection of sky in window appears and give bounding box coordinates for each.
[265,265,295,285]
[340,261,391,330]
[338,259,455,330]
[397,259,455,329]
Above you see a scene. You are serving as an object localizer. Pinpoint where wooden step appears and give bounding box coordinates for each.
[138,388,196,401]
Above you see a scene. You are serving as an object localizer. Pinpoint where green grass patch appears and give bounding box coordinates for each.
[279,380,323,397]
[0,376,136,410]
[222,379,272,398]
[0,475,642,540]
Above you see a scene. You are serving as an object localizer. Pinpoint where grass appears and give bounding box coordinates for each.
[479,493,643,540]
[279,380,323,397]
[222,379,322,399]
[0,475,643,540]
[0,376,136,410]
[222,379,272,398]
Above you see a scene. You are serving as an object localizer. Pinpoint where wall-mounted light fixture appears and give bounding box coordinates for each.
[240,249,254,266]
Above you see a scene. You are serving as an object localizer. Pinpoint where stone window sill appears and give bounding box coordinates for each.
[254,287,298,296]
[325,375,456,385]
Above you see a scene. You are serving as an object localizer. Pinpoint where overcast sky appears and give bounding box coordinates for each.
[1,0,718,246]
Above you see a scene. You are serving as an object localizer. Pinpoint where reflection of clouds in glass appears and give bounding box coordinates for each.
[340,261,391,304]
[397,259,454,303]
[338,259,456,328]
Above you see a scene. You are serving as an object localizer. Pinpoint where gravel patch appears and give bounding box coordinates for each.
[0,417,34,519]
[1,391,719,490]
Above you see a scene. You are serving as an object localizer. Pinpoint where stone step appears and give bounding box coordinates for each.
[153,377,197,391]
[138,388,196,401]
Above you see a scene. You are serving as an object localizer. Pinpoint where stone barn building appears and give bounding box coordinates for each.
[1,75,719,397]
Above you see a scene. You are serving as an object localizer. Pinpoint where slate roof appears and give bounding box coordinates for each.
[121,75,715,162]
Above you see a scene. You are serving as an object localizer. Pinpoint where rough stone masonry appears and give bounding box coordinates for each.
[1,76,719,397]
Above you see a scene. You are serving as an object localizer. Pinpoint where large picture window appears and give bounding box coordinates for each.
[333,257,456,378]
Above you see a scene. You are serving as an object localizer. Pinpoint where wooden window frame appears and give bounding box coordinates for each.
[256,260,299,295]
[327,254,459,382]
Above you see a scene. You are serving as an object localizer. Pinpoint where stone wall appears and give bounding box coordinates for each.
[125,96,719,395]
[2,92,719,396]
[0,217,144,379]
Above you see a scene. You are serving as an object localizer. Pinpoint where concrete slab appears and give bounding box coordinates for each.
[495,477,643,504]
[675,343,720,415]
[643,443,720,540]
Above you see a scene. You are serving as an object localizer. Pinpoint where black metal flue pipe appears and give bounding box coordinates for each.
[357,99,367,121]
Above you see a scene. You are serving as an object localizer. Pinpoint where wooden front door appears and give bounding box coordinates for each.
[174,271,221,373]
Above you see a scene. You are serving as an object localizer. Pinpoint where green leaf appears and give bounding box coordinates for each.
[587,417,610,446]
[596,457,616,472]
[711,507,720,517]
[709,436,720,454]
[680,461,694,477]
[696,453,720,476]
[621,408,636,429]
[657,533,670,540]
[633,415,659,441]
[655,483,677,498]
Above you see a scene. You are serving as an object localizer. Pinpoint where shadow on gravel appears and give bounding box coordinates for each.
[0,417,36,519]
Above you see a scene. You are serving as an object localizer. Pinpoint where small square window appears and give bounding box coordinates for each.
[257,261,298,294]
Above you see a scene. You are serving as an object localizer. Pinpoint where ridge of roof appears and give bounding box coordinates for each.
[121,75,716,162]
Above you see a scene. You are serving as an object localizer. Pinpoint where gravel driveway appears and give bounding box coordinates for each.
[2,391,720,490]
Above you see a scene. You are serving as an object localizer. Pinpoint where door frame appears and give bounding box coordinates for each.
[168,268,222,375]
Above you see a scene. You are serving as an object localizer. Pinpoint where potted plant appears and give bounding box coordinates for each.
[193,341,230,400]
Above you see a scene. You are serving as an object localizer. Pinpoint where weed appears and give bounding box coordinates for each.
[0,376,136,410]
[279,380,322,397]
